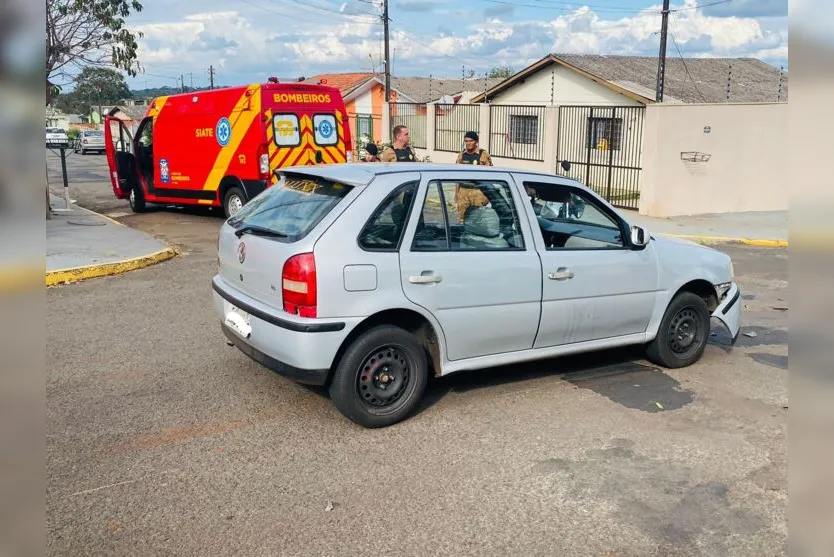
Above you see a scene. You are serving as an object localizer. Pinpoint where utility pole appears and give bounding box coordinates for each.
[209,65,215,89]
[382,0,391,102]
[654,0,670,102]
[180,74,185,93]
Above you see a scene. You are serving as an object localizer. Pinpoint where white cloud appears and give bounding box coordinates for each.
[127,3,787,88]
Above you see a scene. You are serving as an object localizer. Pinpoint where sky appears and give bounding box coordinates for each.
[123,0,788,90]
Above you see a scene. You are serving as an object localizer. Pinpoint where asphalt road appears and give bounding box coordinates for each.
[47,152,789,556]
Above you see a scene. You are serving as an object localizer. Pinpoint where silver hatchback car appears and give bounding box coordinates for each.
[213,163,741,428]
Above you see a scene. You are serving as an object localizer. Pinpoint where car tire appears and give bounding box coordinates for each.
[329,325,429,428]
[129,184,147,213]
[646,291,711,369]
[223,187,245,219]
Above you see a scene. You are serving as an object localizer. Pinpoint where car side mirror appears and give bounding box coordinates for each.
[630,225,649,248]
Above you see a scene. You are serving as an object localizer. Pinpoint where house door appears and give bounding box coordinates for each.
[555,106,645,211]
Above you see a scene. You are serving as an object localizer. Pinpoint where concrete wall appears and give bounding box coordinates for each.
[639,102,788,217]
[487,64,643,107]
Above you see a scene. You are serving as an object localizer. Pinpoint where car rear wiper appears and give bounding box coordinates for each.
[233,225,288,239]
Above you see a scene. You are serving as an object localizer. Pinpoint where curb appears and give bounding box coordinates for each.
[46,247,178,287]
[662,233,788,248]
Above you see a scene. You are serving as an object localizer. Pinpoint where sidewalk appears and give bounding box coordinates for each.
[622,210,788,247]
[47,195,177,286]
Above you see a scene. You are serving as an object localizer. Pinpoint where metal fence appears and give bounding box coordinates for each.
[390,102,427,149]
[488,104,548,161]
[556,105,645,210]
[434,104,480,152]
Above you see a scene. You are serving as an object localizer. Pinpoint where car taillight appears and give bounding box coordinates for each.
[258,144,270,180]
[282,253,317,318]
[83,139,88,144]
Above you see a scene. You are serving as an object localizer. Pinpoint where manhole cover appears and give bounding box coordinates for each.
[67,220,106,226]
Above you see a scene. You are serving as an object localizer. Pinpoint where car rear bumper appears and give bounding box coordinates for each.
[712,282,741,344]
[212,276,359,385]
[220,324,330,385]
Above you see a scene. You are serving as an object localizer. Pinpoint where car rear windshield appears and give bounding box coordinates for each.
[227,174,353,242]
[85,131,104,137]
[46,128,64,133]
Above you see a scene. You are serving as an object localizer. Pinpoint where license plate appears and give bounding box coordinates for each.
[224,301,252,339]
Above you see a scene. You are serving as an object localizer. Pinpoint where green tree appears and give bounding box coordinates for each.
[46,0,144,106]
[487,65,514,79]
[45,0,143,218]
[55,67,131,115]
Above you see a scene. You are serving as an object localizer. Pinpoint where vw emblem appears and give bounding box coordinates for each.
[238,242,246,263]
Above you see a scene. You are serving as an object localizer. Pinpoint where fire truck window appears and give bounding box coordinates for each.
[313,114,338,146]
[273,114,300,147]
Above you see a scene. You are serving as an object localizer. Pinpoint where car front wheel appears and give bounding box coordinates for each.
[329,325,429,428]
[646,291,711,369]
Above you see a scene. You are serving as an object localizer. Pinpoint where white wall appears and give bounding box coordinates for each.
[488,64,643,107]
[354,89,372,115]
[639,102,788,217]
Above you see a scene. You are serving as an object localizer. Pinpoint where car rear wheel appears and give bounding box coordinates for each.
[129,184,147,213]
[329,325,429,428]
[224,187,245,219]
[646,291,710,369]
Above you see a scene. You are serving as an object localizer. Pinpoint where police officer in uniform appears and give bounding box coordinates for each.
[453,131,492,221]
[363,143,379,162]
[380,125,418,162]
[455,131,492,166]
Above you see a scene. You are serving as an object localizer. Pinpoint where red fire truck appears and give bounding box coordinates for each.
[104,79,354,217]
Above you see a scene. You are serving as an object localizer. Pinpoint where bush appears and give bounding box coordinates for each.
[67,129,80,141]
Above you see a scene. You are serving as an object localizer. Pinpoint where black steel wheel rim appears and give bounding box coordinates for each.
[356,345,411,409]
[668,307,702,355]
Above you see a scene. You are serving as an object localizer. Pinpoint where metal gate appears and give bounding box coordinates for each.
[555,105,644,210]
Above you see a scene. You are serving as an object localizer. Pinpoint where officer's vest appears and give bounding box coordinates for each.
[460,149,485,165]
[393,147,416,162]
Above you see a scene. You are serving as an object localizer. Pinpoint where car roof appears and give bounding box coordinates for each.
[277,162,583,189]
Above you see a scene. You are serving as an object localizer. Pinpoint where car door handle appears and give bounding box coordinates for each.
[409,274,442,284]
[548,268,574,281]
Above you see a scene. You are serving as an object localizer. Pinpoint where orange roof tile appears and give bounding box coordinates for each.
[306,73,375,93]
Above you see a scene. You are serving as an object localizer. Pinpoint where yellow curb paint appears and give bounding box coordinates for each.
[663,233,788,248]
[46,247,178,287]
[96,212,128,227]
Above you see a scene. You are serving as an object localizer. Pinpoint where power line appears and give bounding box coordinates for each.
[286,0,379,18]
[238,0,378,23]
[669,15,707,102]
[481,0,657,14]
[390,26,482,66]
[515,0,659,12]
[670,0,733,12]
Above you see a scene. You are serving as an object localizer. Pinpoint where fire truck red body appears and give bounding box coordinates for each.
[104,80,353,216]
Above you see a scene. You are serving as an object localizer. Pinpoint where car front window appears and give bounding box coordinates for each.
[526,183,624,249]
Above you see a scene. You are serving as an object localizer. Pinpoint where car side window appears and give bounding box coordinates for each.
[412,182,449,251]
[411,179,525,251]
[525,182,624,250]
[358,182,418,251]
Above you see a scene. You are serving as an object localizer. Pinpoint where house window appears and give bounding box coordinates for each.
[356,114,373,141]
[587,117,622,151]
[509,115,538,144]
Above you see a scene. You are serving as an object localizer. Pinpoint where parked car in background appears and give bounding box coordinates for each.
[212,163,741,428]
[73,129,106,155]
[46,127,69,149]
